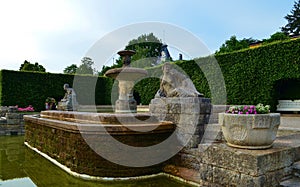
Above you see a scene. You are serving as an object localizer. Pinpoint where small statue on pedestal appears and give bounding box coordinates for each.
[58,83,78,111]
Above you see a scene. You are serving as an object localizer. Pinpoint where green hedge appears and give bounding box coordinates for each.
[135,38,300,111]
[0,70,113,111]
[1,39,299,112]
[217,38,300,110]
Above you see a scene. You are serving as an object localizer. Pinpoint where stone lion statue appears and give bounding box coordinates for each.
[155,63,204,98]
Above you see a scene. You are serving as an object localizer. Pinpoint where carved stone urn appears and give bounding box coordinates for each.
[219,113,280,149]
[105,50,147,113]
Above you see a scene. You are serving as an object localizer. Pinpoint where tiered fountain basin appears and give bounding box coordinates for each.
[24,110,175,178]
[104,50,148,113]
[104,67,148,81]
[105,67,148,113]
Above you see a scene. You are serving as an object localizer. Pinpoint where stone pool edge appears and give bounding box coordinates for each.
[24,141,198,186]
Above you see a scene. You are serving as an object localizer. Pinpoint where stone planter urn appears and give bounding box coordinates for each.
[219,113,280,149]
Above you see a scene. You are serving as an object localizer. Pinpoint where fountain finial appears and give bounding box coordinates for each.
[117,50,135,67]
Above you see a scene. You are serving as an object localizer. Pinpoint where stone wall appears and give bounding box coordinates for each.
[209,105,229,124]
[24,115,174,177]
[149,97,211,148]
[0,106,25,135]
[163,133,300,186]
[150,99,300,186]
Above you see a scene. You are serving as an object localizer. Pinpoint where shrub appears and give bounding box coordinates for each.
[0,70,112,111]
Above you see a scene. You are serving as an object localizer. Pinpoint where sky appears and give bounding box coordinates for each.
[0,0,295,73]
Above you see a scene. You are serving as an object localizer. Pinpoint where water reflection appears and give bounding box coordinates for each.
[0,177,36,187]
[0,136,190,187]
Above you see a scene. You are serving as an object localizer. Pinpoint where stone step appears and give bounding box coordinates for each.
[293,161,300,177]
[280,161,300,187]
[200,123,223,144]
[280,177,300,187]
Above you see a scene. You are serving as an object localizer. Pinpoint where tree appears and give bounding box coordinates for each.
[19,60,46,72]
[99,33,163,75]
[126,33,163,68]
[99,63,120,76]
[63,64,78,74]
[281,0,300,35]
[76,57,96,75]
[216,36,258,54]
[262,32,290,44]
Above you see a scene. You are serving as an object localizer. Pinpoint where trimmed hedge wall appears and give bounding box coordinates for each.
[0,70,113,111]
[135,38,300,111]
[1,38,299,112]
[216,38,300,110]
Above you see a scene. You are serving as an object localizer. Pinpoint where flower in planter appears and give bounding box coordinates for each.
[221,103,278,149]
[45,97,57,110]
[226,103,270,114]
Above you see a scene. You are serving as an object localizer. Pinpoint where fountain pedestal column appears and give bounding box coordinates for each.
[105,50,147,113]
[116,80,136,113]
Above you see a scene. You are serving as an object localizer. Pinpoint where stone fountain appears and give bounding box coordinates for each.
[105,50,147,113]
[23,50,176,178]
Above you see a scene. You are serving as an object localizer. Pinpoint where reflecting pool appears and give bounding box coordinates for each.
[0,136,191,187]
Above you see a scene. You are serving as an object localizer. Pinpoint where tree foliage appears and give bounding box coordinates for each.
[76,57,96,75]
[19,60,46,72]
[281,0,300,35]
[63,64,78,74]
[99,33,162,75]
[126,33,162,68]
[262,32,290,44]
[216,36,258,54]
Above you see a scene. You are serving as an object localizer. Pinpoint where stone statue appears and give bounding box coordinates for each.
[155,63,204,98]
[58,83,78,111]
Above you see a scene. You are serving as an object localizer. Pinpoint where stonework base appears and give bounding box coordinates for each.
[164,134,300,186]
[24,111,175,177]
[149,97,211,148]
[0,113,25,135]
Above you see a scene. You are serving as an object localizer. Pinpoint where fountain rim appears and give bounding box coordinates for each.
[24,113,174,135]
[117,50,136,56]
[104,67,148,75]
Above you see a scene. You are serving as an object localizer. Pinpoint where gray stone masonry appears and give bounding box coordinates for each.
[0,107,25,135]
[0,106,9,117]
[209,105,229,124]
[164,134,300,186]
[204,105,229,143]
[149,97,211,148]
[280,161,300,186]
